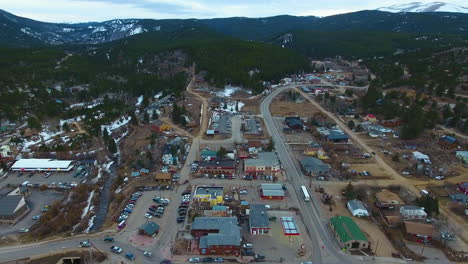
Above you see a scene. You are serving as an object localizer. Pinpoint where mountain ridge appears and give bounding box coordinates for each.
[377,1,468,13]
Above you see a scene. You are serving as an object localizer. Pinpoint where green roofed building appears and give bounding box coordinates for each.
[329,216,369,250]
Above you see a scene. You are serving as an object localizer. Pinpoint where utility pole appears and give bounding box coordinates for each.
[373,239,380,260]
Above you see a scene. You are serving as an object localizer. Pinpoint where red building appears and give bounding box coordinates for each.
[260,184,285,200]
[191,217,241,256]
[198,160,236,175]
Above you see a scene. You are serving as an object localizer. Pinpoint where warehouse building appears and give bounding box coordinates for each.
[0,194,30,224]
[330,216,369,251]
[11,159,75,172]
[260,183,285,200]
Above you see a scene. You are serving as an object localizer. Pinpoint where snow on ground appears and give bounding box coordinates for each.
[135,95,143,106]
[115,187,122,194]
[69,103,85,109]
[101,116,131,132]
[104,161,114,172]
[81,190,95,219]
[154,92,163,99]
[216,85,242,97]
[84,215,96,233]
[22,129,65,151]
[86,102,102,109]
[60,115,84,127]
[219,101,245,113]
[115,130,129,143]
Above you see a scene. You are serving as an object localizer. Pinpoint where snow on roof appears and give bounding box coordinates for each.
[412,151,430,160]
[12,159,74,170]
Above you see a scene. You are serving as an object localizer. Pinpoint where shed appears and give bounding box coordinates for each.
[404,221,435,239]
[347,200,369,217]
[138,222,160,236]
[399,206,427,220]
[155,172,172,182]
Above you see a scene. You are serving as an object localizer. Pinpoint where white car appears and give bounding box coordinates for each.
[189,258,201,263]
[239,189,248,194]
[19,228,29,233]
[110,246,123,253]
[144,213,153,219]
[434,175,445,180]
[402,171,410,175]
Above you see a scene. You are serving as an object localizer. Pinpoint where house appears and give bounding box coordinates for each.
[198,160,236,175]
[201,150,218,161]
[381,119,402,128]
[456,182,468,193]
[260,183,285,200]
[412,151,431,164]
[237,150,249,159]
[191,217,241,256]
[375,189,405,209]
[155,172,172,183]
[347,200,369,217]
[194,186,224,207]
[317,128,350,143]
[140,168,150,175]
[151,120,171,133]
[285,119,303,129]
[363,114,377,123]
[329,216,369,250]
[0,195,30,224]
[205,205,228,217]
[399,206,427,220]
[247,140,263,149]
[249,204,270,235]
[404,221,435,241]
[11,159,75,172]
[300,157,330,176]
[439,135,458,150]
[138,222,160,236]
[206,130,215,136]
[244,152,280,177]
[456,151,468,164]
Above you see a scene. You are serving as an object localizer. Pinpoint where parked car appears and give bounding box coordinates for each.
[242,243,253,249]
[189,258,201,263]
[177,216,185,223]
[32,215,41,220]
[239,189,248,194]
[19,228,29,233]
[148,207,157,212]
[214,258,224,263]
[202,257,214,262]
[434,175,445,180]
[125,253,135,260]
[145,213,153,219]
[254,254,266,261]
[110,246,123,253]
[143,251,153,257]
[80,241,91,247]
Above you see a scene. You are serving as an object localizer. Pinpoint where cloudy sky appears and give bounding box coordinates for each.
[0,0,466,23]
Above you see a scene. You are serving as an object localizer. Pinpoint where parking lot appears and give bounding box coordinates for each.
[0,190,64,235]
[210,112,232,134]
[0,170,84,189]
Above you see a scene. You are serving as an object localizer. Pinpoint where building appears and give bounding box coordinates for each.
[300,157,330,176]
[285,118,303,129]
[198,160,236,175]
[363,114,377,123]
[399,206,427,220]
[317,127,349,143]
[375,189,405,209]
[191,217,241,256]
[11,159,74,172]
[151,120,171,133]
[381,119,402,128]
[347,200,369,217]
[329,216,369,250]
[456,151,468,164]
[201,150,218,161]
[205,205,228,217]
[412,152,431,164]
[155,172,172,183]
[249,204,270,235]
[439,135,458,150]
[260,183,285,200]
[138,221,160,236]
[0,195,30,224]
[194,186,224,207]
[244,152,280,177]
[0,145,12,159]
[404,221,435,241]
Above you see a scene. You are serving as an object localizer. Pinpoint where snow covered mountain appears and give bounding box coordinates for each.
[377,2,468,13]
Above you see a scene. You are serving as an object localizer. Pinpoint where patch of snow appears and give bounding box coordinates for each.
[129,26,145,36]
[84,215,95,233]
[22,129,64,151]
[104,161,114,172]
[101,116,131,132]
[216,85,242,97]
[219,101,245,113]
[60,115,84,127]
[115,187,122,194]
[62,28,75,32]
[81,190,95,219]
[69,103,85,109]
[135,95,143,106]
[92,26,107,33]
[154,92,163,99]
[86,102,102,109]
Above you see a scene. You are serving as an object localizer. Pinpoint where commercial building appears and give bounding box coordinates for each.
[11,159,74,172]
[154,172,172,183]
[198,160,236,175]
[317,127,349,143]
[201,150,218,161]
[138,221,160,237]
[347,200,369,217]
[194,186,224,207]
[249,204,270,235]
[151,120,171,133]
[329,216,369,250]
[0,195,30,224]
[191,217,241,256]
[244,152,280,177]
[260,183,285,200]
[300,157,330,176]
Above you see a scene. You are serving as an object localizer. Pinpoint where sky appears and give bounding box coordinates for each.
[0,0,466,23]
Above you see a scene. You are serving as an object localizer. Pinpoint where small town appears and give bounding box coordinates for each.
[0,2,467,264]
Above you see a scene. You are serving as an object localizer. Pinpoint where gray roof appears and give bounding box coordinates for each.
[139,222,160,235]
[195,187,224,199]
[249,204,270,229]
[192,217,241,248]
[300,157,330,173]
[260,183,283,190]
[0,195,24,216]
[262,189,285,197]
[347,200,368,212]
[245,152,279,167]
[199,160,236,168]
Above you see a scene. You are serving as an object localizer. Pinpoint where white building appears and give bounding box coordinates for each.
[400,206,427,220]
[412,151,431,164]
[347,200,369,217]
[11,159,74,172]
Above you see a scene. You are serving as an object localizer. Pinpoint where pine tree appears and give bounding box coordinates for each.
[108,138,117,153]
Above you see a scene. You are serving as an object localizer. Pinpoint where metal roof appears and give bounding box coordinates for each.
[300,157,330,173]
[192,217,241,248]
[0,195,25,216]
[245,152,279,167]
[347,200,368,212]
[249,204,270,229]
[281,217,300,235]
[260,183,283,190]
[261,189,285,197]
[330,216,367,243]
[11,159,74,170]
[139,221,160,235]
[198,160,236,168]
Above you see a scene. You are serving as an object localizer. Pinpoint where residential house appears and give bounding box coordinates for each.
[317,127,349,143]
[347,200,369,217]
[198,160,236,176]
[191,217,241,256]
[155,172,172,183]
[140,168,149,175]
[404,221,435,241]
[363,114,377,123]
[456,182,468,193]
[131,171,140,177]
[194,186,224,207]
[201,150,218,161]
[399,206,427,220]
[285,119,303,129]
[329,216,369,250]
[439,135,458,150]
[249,204,270,235]
[456,151,468,164]
[300,157,330,176]
[244,152,280,177]
[260,183,285,200]
[375,189,405,209]
[412,151,431,164]
[0,195,30,224]
[151,120,171,133]
[138,222,160,236]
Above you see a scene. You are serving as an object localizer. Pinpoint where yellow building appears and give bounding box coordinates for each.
[194,186,224,207]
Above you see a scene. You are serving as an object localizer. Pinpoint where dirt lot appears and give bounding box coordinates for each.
[270,92,320,117]
[241,97,262,115]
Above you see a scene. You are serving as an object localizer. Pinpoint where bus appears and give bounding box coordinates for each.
[300,186,310,201]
